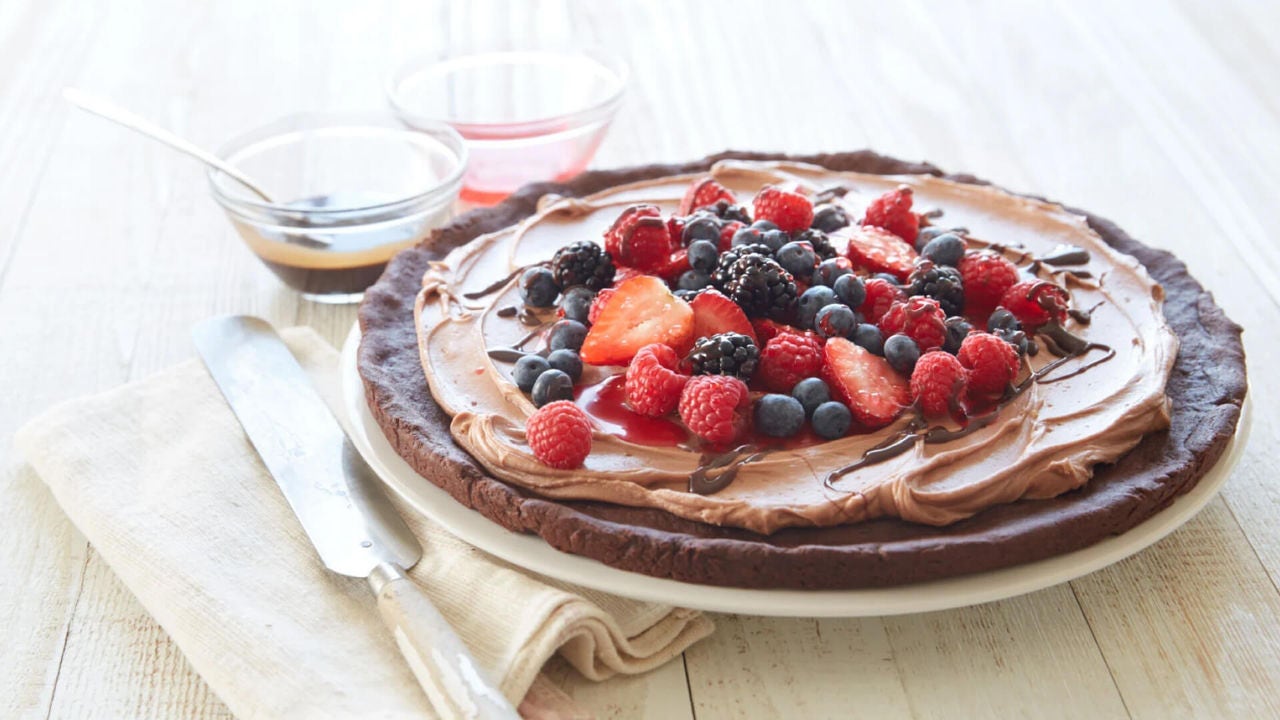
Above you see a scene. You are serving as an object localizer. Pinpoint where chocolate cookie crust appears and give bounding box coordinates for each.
[357,151,1247,589]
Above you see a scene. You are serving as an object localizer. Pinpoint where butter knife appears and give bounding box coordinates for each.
[193,315,517,720]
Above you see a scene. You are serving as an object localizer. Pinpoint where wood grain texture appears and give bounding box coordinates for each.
[2,0,1276,718]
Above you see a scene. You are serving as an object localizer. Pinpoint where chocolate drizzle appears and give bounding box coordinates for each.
[689,445,769,495]
[463,266,526,300]
[1039,244,1090,266]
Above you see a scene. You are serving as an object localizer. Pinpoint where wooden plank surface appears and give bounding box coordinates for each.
[1,0,1276,718]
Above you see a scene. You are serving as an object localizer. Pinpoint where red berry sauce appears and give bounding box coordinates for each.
[576,375,688,447]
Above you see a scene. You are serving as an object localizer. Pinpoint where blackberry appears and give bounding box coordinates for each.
[907,262,965,316]
[811,204,851,233]
[721,255,799,320]
[711,242,774,289]
[687,332,760,380]
[709,199,752,224]
[792,228,839,260]
[551,241,615,291]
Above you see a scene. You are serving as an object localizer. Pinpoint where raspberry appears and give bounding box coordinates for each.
[878,297,947,352]
[750,318,791,345]
[603,204,675,273]
[678,374,751,445]
[858,277,906,324]
[752,185,814,234]
[757,332,825,392]
[958,251,1020,320]
[679,177,736,215]
[863,185,919,243]
[587,287,616,325]
[999,280,1070,331]
[910,351,968,419]
[958,331,1021,398]
[625,344,689,417]
[526,401,593,469]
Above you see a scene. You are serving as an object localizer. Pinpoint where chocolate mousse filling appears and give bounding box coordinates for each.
[358,151,1246,589]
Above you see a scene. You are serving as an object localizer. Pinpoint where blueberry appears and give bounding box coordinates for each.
[872,272,901,286]
[814,259,853,287]
[677,270,712,291]
[681,212,721,245]
[531,369,574,407]
[914,225,949,253]
[519,266,559,307]
[797,286,838,329]
[560,286,595,324]
[814,304,856,340]
[750,219,779,232]
[688,240,719,273]
[754,393,806,438]
[884,334,921,375]
[832,274,866,308]
[921,233,966,267]
[943,316,973,354]
[775,241,817,278]
[546,349,583,381]
[759,229,790,253]
[851,323,885,355]
[791,377,831,417]
[731,225,764,247]
[988,307,1020,333]
[548,319,588,352]
[513,355,550,392]
[812,401,852,439]
[811,204,851,233]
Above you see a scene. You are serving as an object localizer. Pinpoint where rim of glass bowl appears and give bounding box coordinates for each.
[207,112,468,225]
[385,48,629,138]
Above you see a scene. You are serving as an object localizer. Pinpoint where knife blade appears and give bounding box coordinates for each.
[193,315,517,720]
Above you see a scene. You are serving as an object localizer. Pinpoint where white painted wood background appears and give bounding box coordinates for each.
[2,0,1277,717]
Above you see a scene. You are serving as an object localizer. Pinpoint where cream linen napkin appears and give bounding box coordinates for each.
[14,327,712,719]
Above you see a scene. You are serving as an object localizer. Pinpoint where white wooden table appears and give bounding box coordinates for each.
[3,1,1278,717]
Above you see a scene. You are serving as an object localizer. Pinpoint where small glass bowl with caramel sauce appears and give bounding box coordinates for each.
[209,113,466,303]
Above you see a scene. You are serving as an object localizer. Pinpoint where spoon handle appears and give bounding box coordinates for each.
[62,87,275,203]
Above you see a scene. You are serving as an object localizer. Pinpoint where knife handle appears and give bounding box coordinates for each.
[370,564,519,720]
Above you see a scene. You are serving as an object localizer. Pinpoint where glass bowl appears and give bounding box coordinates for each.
[387,49,627,205]
[209,113,466,303]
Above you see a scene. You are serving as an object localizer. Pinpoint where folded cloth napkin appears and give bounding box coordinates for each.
[15,327,712,719]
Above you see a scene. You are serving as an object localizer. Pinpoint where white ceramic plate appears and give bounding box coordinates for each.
[340,324,1249,617]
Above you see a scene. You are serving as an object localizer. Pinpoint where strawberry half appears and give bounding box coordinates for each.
[581,276,695,365]
[843,226,919,282]
[604,204,676,273]
[690,289,757,343]
[679,177,736,215]
[821,337,909,428]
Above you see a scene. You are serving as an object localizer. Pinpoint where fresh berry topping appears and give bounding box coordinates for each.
[711,242,774,289]
[832,274,866,308]
[859,277,906,324]
[546,349,583,381]
[519,267,559,307]
[688,240,719,273]
[811,204,851,234]
[814,304,857,340]
[797,285,838,329]
[792,377,831,416]
[680,211,722,246]
[958,251,1020,320]
[943,316,974,354]
[792,228,839,260]
[998,280,1071,331]
[709,199,752,225]
[551,241,616,291]
[812,256,854,287]
[687,332,760,380]
[679,177,736,215]
[678,374,751,444]
[560,286,595,324]
[906,261,965,317]
[878,297,948,351]
[587,287,616,325]
[722,255,799,320]
[733,221,789,252]
[580,276,694,366]
[526,401,592,469]
[690,289,757,343]
[611,265,646,286]
[851,323,885,356]
[914,225,952,253]
[513,355,550,392]
[919,232,966,267]
[603,204,675,272]
[754,394,806,438]
[548,319,588,352]
[958,331,1021,397]
[758,332,824,392]
[625,343,690,417]
[750,318,791,345]
[844,225,919,281]
[776,241,819,279]
[910,351,967,418]
[863,185,919,243]
[752,185,814,233]
[532,369,575,407]
[812,401,853,439]
[821,337,910,428]
[666,216,686,248]
[884,334,921,376]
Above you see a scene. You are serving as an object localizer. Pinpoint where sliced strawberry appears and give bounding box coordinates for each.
[611,265,646,287]
[690,290,757,343]
[679,177,736,215]
[588,287,617,325]
[843,226,919,282]
[821,337,909,429]
[581,276,694,365]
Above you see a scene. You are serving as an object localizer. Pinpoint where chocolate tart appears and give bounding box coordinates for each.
[357,151,1246,589]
